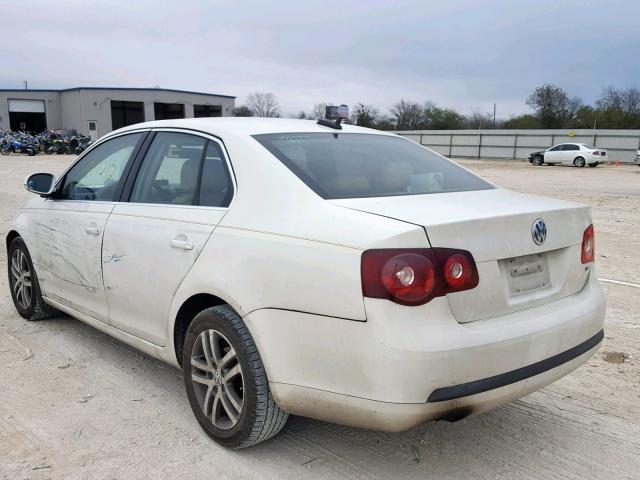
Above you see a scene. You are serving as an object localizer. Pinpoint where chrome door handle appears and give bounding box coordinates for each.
[170,239,194,250]
[85,226,101,235]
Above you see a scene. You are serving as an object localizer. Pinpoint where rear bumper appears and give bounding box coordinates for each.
[427,329,603,402]
[244,271,605,431]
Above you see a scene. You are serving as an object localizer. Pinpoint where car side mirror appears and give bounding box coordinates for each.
[25,173,56,196]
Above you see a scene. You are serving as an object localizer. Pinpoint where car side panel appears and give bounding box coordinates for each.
[166,207,429,362]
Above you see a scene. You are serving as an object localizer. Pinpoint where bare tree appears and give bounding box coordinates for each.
[623,87,640,116]
[596,86,625,111]
[305,103,330,120]
[466,110,494,129]
[246,92,281,118]
[390,99,423,130]
[526,84,571,128]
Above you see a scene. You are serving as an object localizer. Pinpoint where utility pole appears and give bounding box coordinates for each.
[592,117,597,145]
[23,80,28,90]
[493,103,496,127]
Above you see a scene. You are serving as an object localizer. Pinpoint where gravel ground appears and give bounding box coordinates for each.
[0,155,638,480]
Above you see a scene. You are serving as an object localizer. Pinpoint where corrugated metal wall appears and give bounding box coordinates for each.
[0,89,236,137]
[398,129,640,163]
[0,91,62,131]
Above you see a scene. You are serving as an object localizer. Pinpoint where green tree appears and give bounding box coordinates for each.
[232,105,253,117]
[502,114,540,129]
[352,103,380,128]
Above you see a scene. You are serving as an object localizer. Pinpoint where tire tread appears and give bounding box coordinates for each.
[193,305,288,448]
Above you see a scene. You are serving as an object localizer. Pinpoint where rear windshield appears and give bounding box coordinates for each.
[253,133,493,199]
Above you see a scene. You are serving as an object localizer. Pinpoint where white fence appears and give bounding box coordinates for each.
[397,129,640,163]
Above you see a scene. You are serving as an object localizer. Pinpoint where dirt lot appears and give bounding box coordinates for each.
[1,155,638,479]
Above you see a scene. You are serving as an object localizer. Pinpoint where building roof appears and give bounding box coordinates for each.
[0,87,235,99]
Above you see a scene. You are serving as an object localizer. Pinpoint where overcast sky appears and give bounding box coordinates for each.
[2,0,638,118]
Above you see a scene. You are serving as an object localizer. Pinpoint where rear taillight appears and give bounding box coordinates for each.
[581,224,595,264]
[361,248,479,306]
[592,151,600,156]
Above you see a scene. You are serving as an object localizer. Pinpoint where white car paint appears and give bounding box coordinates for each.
[543,143,607,166]
[7,118,605,434]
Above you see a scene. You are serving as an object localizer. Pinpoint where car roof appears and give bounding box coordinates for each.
[115,117,393,138]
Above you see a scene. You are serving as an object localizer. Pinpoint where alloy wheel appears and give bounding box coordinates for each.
[10,249,32,310]
[190,329,244,430]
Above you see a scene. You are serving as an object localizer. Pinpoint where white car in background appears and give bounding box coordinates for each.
[529,143,607,167]
[7,118,605,448]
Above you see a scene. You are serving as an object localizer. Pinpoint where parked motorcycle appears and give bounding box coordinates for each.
[74,137,93,154]
[0,139,37,156]
[46,138,72,155]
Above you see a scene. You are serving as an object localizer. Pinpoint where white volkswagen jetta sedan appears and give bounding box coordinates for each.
[7,118,605,448]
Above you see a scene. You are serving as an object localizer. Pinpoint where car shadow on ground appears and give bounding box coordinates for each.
[11,309,573,479]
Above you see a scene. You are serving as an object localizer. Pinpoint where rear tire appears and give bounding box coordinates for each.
[182,305,288,449]
[8,237,58,321]
[574,156,586,167]
[532,155,544,166]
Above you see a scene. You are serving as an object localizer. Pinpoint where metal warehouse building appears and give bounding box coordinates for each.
[0,87,236,140]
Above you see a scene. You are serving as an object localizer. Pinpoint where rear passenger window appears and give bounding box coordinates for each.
[563,144,580,151]
[129,132,233,207]
[130,132,206,205]
[198,142,233,207]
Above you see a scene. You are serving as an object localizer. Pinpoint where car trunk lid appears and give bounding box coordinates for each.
[332,188,592,323]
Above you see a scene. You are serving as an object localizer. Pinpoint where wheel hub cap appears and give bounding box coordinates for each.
[10,249,32,310]
[190,329,244,430]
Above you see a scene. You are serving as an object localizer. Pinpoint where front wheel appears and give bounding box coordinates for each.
[8,237,58,320]
[0,147,10,155]
[574,156,586,167]
[182,305,288,449]
[532,155,544,166]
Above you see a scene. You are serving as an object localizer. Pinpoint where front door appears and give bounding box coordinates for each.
[545,144,563,162]
[102,131,234,345]
[35,132,146,321]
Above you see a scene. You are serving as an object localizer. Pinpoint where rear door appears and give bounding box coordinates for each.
[561,143,580,164]
[35,131,146,321]
[101,130,234,345]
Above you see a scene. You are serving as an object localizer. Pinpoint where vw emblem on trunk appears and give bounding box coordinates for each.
[531,218,547,245]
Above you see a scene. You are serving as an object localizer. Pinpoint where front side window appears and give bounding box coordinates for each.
[58,133,143,201]
[548,145,563,151]
[253,133,493,199]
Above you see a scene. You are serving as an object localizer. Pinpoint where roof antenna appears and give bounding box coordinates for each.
[317,104,348,130]
[317,117,342,130]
